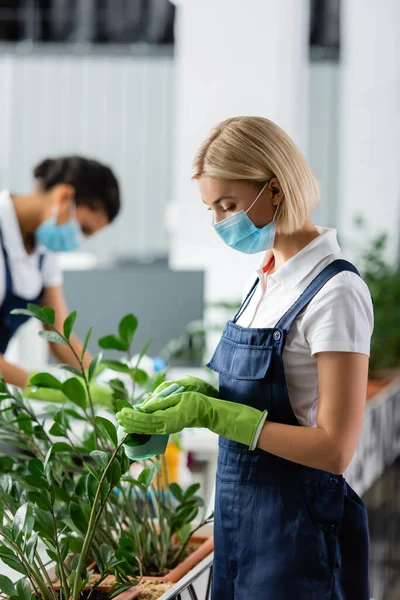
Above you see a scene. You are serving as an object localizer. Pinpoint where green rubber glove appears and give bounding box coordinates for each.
[117,391,267,451]
[149,376,219,400]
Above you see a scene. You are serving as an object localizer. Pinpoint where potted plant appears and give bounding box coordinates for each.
[355,222,400,397]
[0,306,213,600]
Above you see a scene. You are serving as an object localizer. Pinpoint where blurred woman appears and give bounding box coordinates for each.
[0,155,120,396]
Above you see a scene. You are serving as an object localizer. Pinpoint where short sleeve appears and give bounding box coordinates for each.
[41,253,63,288]
[302,272,374,357]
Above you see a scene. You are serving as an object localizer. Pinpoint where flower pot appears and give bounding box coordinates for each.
[73,535,214,597]
[144,535,214,584]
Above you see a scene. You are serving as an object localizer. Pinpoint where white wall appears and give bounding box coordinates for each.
[0,50,174,263]
[168,0,311,302]
[338,0,400,261]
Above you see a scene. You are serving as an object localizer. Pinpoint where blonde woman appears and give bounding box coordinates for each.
[118,117,373,599]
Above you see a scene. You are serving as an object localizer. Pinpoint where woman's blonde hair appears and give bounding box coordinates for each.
[192,117,320,234]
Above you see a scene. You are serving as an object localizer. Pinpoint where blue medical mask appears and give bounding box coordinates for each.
[213,182,278,254]
[36,205,82,252]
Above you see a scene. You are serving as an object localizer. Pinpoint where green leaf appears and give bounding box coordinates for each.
[28,459,44,477]
[49,422,65,437]
[133,369,148,386]
[39,330,67,345]
[64,408,87,421]
[70,502,88,534]
[25,532,38,563]
[183,483,201,500]
[83,463,101,482]
[81,326,93,360]
[107,459,121,487]
[0,498,3,526]
[98,334,128,352]
[0,546,27,576]
[58,364,83,378]
[90,450,110,469]
[138,467,156,489]
[51,442,75,453]
[41,306,56,325]
[62,378,87,410]
[30,372,62,390]
[33,507,54,540]
[63,310,77,340]
[13,503,29,540]
[169,482,184,502]
[176,523,191,544]
[118,314,138,348]
[17,413,33,436]
[99,544,115,568]
[89,352,103,383]
[24,475,48,491]
[100,360,132,374]
[0,575,16,596]
[94,416,118,447]
[28,491,51,511]
[16,579,31,600]
[116,399,132,411]
[11,303,54,326]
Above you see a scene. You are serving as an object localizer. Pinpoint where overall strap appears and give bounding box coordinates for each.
[275,259,360,331]
[233,278,259,323]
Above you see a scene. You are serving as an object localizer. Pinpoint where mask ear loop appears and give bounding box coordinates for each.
[245,180,270,214]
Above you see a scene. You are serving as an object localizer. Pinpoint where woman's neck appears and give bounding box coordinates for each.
[270,221,320,274]
[11,193,44,254]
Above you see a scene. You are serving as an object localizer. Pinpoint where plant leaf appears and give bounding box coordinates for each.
[98,335,128,352]
[0,575,16,596]
[48,422,65,437]
[90,450,110,469]
[94,416,118,447]
[16,578,31,600]
[0,546,27,576]
[24,475,48,491]
[51,442,75,453]
[116,399,132,411]
[63,310,77,340]
[81,326,93,360]
[28,459,44,477]
[61,378,87,410]
[30,372,62,390]
[28,491,51,511]
[138,467,157,489]
[183,483,201,500]
[70,502,88,534]
[58,364,83,378]
[100,360,132,374]
[25,531,39,564]
[132,369,148,386]
[11,303,54,326]
[118,314,138,348]
[89,352,103,383]
[17,413,33,436]
[107,459,121,487]
[169,482,184,502]
[12,503,29,540]
[33,507,54,540]
[83,463,101,482]
[39,330,67,345]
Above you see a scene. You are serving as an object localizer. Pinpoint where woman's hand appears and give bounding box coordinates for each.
[117,390,267,449]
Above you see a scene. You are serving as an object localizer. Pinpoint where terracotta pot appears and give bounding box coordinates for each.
[367,377,393,400]
[143,535,214,584]
[51,535,213,596]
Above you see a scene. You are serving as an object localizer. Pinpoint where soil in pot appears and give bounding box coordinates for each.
[138,581,174,600]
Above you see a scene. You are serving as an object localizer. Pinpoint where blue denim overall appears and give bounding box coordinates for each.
[0,227,44,353]
[207,259,370,600]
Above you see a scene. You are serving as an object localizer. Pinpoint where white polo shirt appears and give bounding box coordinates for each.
[236,227,374,428]
[0,190,62,306]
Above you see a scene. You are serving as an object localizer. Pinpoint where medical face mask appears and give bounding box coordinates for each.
[213,181,278,254]
[36,204,82,252]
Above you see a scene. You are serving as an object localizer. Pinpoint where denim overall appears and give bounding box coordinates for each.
[207,259,370,600]
[0,227,44,353]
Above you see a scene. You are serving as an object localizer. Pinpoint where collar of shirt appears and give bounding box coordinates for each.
[0,190,33,261]
[255,227,342,292]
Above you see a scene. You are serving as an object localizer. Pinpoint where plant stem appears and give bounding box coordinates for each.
[50,507,69,600]
[72,437,128,600]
